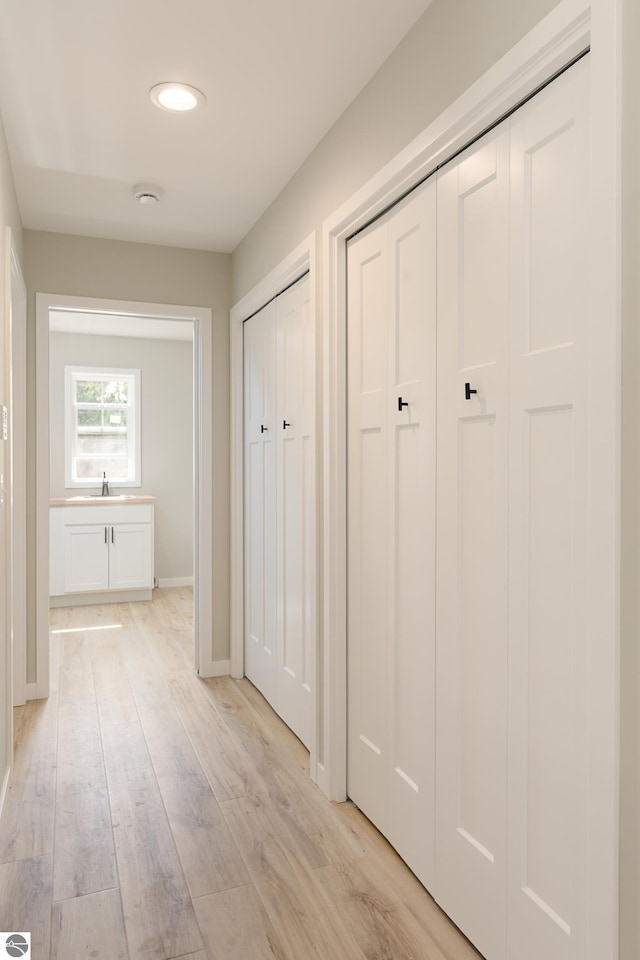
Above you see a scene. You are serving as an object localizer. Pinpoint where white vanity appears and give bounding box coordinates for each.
[50,496,156,605]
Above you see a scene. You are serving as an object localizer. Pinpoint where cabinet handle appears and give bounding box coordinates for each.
[111,526,114,544]
[283,420,291,429]
[465,382,478,400]
[398,397,409,411]
[104,526,108,544]
[260,424,268,433]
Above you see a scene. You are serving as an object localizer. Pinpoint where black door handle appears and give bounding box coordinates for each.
[465,382,477,400]
[398,397,409,412]
[260,424,267,433]
[283,420,291,429]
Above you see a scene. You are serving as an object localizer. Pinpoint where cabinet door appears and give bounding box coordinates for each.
[109,523,153,590]
[64,524,109,593]
[276,274,314,749]
[347,177,436,890]
[435,126,510,960]
[244,300,278,706]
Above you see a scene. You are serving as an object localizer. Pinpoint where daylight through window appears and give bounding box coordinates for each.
[65,366,141,486]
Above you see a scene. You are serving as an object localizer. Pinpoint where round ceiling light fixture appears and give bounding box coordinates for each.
[133,183,163,204]
[149,82,205,112]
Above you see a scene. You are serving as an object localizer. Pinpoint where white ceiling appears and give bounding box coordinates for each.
[0,0,432,253]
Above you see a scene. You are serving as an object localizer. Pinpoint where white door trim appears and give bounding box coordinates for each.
[6,229,27,709]
[35,293,216,696]
[321,1,619,957]
[229,233,320,779]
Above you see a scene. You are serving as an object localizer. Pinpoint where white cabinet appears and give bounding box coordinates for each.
[243,274,316,749]
[51,503,154,598]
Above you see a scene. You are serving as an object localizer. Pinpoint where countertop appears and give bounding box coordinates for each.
[50,495,157,507]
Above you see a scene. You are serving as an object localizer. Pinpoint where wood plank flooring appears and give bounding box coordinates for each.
[0,587,482,960]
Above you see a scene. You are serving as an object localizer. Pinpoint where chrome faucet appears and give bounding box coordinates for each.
[101,472,110,496]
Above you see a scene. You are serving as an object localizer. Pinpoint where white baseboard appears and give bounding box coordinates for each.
[157,577,194,588]
[50,589,152,607]
[313,761,330,796]
[25,682,38,701]
[199,659,230,678]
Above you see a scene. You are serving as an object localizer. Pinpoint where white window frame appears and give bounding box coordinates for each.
[64,364,141,488]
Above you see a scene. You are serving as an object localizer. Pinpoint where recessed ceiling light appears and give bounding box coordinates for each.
[149,82,205,112]
[133,183,163,204]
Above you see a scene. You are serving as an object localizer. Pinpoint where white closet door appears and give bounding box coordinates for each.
[276,275,314,749]
[435,128,511,960]
[347,217,389,835]
[347,178,436,889]
[244,300,277,706]
[507,57,590,960]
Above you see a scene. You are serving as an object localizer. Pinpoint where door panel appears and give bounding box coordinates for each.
[435,128,510,960]
[387,185,437,888]
[348,177,436,890]
[348,219,389,832]
[64,525,110,592]
[244,301,277,706]
[507,56,590,960]
[276,275,314,748]
[109,524,152,590]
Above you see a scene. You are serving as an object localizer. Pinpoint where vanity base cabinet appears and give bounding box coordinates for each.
[51,503,154,600]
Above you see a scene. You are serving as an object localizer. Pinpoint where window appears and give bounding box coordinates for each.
[65,366,141,487]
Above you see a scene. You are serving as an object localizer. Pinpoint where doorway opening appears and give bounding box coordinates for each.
[34,294,214,698]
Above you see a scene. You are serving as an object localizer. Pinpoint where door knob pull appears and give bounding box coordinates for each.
[283,420,291,429]
[260,424,268,433]
[398,397,409,411]
[465,382,477,401]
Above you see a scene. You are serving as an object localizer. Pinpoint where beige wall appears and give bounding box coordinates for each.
[49,331,194,583]
[24,231,231,673]
[0,115,23,810]
[231,0,560,301]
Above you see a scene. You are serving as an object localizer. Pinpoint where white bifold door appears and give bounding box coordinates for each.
[244,275,315,749]
[347,177,437,891]
[436,57,590,960]
[435,121,511,958]
[348,55,601,960]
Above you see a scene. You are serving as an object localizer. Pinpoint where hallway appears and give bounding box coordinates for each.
[0,588,481,959]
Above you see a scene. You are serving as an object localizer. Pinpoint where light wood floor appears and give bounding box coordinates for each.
[0,587,482,960]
